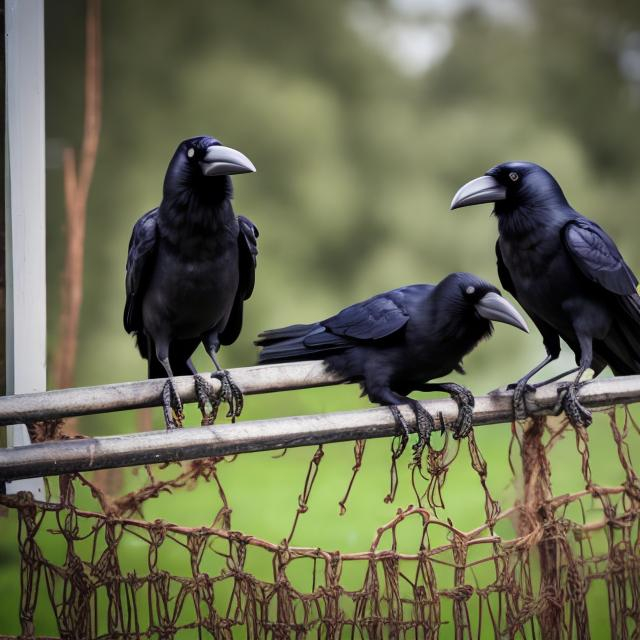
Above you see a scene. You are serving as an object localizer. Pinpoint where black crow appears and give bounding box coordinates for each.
[255,273,528,454]
[451,161,640,426]
[124,136,258,428]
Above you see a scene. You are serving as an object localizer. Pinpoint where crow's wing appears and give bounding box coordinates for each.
[257,287,414,361]
[318,290,410,342]
[563,220,640,374]
[219,215,259,346]
[123,208,158,333]
[563,219,637,296]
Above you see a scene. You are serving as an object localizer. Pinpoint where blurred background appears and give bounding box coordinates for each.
[1,0,640,634]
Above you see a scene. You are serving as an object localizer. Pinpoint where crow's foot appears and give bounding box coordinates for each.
[409,401,437,466]
[162,378,184,430]
[389,406,410,458]
[506,381,536,392]
[557,381,592,428]
[211,369,244,422]
[438,383,475,438]
[194,374,217,426]
[511,380,536,422]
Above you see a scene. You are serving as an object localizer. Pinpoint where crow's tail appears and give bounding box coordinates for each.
[602,293,640,375]
[134,331,148,360]
[254,323,317,348]
[255,322,348,364]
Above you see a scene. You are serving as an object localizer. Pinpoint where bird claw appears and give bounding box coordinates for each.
[162,378,184,430]
[410,402,437,466]
[211,370,244,423]
[506,381,536,393]
[193,371,244,425]
[194,374,217,426]
[388,406,410,457]
[557,381,592,428]
[437,412,446,435]
[512,379,535,422]
[438,383,475,439]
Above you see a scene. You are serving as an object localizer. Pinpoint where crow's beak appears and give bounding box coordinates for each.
[475,292,529,332]
[450,175,506,210]
[200,145,256,177]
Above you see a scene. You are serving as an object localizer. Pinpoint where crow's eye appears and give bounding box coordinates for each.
[187,147,195,159]
[465,286,475,295]
[509,171,519,182]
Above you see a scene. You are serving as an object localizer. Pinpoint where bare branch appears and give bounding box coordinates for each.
[53,0,102,391]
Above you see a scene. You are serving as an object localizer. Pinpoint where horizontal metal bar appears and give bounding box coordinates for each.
[1,375,637,481]
[0,362,343,425]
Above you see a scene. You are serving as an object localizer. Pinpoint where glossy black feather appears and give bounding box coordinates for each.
[322,291,410,341]
[562,219,637,296]
[219,215,259,346]
[487,161,640,377]
[256,274,502,406]
[123,208,158,337]
[123,136,258,378]
[496,240,561,359]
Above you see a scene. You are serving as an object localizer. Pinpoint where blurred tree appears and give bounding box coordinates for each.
[42,0,640,434]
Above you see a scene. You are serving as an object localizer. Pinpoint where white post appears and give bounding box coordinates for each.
[4,0,46,499]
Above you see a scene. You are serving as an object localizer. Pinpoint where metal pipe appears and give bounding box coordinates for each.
[0,375,634,481]
[0,361,343,425]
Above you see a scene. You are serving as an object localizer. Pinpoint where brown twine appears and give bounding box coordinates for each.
[338,439,366,515]
[1,407,640,638]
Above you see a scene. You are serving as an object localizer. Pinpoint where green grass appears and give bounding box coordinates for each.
[0,388,638,637]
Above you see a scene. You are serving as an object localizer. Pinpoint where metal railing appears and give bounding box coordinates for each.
[1,362,638,481]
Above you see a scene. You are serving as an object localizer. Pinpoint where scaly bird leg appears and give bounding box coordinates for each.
[527,366,580,389]
[509,354,556,421]
[387,400,438,465]
[376,385,437,460]
[194,374,218,426]
[556,365,592,428]
[158,357,184,430]
[203,349,244,423]
[418,383,474,439]
[388,406,410,458]
[407,399,437,466]
[212,369,244,421]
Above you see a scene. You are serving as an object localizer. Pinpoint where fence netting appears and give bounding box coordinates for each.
[1,406,639,639]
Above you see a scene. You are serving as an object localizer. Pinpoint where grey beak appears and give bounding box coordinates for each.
[450,175,507,210]
[200,145,256,177]
[475,292,529,333]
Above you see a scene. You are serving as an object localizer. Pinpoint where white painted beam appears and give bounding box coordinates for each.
[4,0,46,498]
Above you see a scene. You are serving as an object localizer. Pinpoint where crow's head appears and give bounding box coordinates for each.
[163,135,256,202]
[450,161,567,214]
[442,272,529,333]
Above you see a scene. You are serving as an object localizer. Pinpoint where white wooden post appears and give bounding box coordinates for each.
[4,0,46,499]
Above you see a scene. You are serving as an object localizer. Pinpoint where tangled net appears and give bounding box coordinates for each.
[1,405,639,639]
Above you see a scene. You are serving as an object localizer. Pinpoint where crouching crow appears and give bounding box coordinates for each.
[256,273,527,456]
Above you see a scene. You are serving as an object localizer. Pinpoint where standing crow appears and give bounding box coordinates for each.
[124,136,258,429]
[256,273,528,454]
[451,161,640,426]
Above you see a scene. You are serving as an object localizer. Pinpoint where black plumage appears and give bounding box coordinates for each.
[451,161,640,426]
[257,272,528,452]
[124,135,258,428]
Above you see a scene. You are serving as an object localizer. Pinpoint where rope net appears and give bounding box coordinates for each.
[1,405,639,639]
